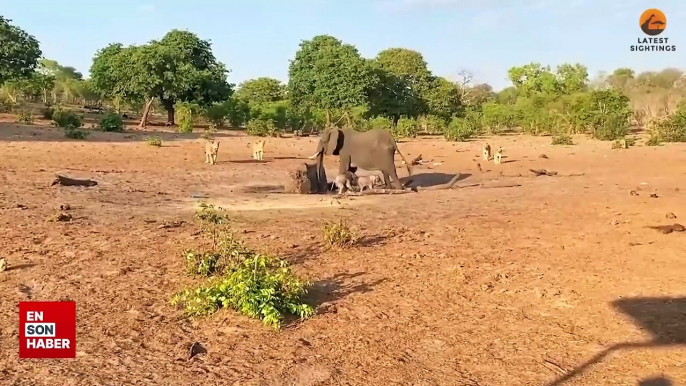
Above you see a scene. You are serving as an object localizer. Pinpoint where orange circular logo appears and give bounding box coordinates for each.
[640,9,667,35]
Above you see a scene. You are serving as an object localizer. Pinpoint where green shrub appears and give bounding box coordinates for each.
[648,110,686,143]
[204,103,229,127]
[246,117,280,137]
[16,110,33,124]
[170,205,314,329]
[52,107,83,129]
[176,102,201,133]
[368,116,393,131]
[41,106,54,120]
[63,127,89,140]
[145,136,162,147]
[514,101,559,136]
[171,253,314,328]
[480,102,515,134]
[393,116,419,139]
[322,219,356,248]
[445,114,480,142]
[417,115,447,134]
[645,135,662,146]
[570,90,631,140]
[99,112,124,132]
[551,134,574,145]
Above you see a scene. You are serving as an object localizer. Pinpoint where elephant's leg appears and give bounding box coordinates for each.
[385,166,403,190]
[339,154,352,175]
[381,171,392,189]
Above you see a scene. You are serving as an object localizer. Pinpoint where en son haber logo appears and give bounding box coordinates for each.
[632,8,676,52]
[19,301,76,359]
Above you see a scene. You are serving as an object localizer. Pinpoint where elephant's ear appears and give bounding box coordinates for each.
[326,129,344,156]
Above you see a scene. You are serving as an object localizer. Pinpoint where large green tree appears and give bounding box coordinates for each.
[288,35,374,125]
[235,77,286,104]
[90,30,232,127]
[0,16,41,86]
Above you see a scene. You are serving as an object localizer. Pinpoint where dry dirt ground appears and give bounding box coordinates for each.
[1,115,686,386]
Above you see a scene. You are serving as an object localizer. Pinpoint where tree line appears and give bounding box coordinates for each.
[1,16,684,144]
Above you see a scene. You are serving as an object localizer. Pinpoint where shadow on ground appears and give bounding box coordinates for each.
[400,172,470,188]
[547,297,686,385]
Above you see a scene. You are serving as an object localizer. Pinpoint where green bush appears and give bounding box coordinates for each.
[513,100,559,136]
[176,102,201,133]
[63,127,89,140]
[551,134,574,145]
[445,112,481,142]
[170,204,314,329]
[246,117,282,137]
[99,112,124,132]
[648,110,686,143]
[570,90,631,140]
[41,106,54,120]
[417,115,447,134]
[51,107,82,129]
[480,102,515,134]
[204,103,229,127]
[393,116,419,139]
[16,110,33,124]
[145,136,162,147]
[367,116,393,131]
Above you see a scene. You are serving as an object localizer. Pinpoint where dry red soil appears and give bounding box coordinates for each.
[1,116,686,386]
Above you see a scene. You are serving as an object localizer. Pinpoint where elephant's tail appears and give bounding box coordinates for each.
[394,143,413,177]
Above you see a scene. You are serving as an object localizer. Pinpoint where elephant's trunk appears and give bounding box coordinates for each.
[315,151,328,193]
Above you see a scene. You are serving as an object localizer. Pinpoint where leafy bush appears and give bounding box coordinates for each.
[52,107,82,129]
[41,106,54,120]
[322,219,356,248]
[201,123,218,140]
[170,204,314,329]
[99,112,124,132]
[246,117,280,137]
[570,90,631,140]
[204,103,229,127]
[417,115,447,134]
[367,116,393,131]
[480,102,515,134]
[176,102,201,133]
[513,100,559,136]
[645,135,662,146]
[171,253,314,328]
[63,127,89,140]
[648,110,686,143]
[551,134,574,145]
[145,136,162,147]
[445,114,480,142]
[16,110,33,124]
[393,116,419,139]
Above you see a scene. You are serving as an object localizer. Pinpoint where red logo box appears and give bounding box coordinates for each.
[19,301,76,359]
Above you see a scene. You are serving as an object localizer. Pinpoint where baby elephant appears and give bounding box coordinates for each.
[333,172,356,194]
[356,174,380,192]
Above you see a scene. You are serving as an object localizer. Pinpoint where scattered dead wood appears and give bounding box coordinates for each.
[529,169,558,177]
[47,212,72,223]
[50,175,98,187]
[410,154,423,165]
[647,223,685,234]
[344,188,418,197]
[543,359,570,376]
[0,258,6,273]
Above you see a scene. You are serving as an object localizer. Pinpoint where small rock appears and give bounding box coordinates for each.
[539,154,549,159]
[610,219,619,225]
[188,342,207,360]
[666,213,677,219]
[0,258,6,272]
[630,190,639,196]
[650,193,659,198]
[673,223,685,232]
[59,204,71,211]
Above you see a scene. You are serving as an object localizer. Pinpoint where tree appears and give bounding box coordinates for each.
[288,35,374,125]
[90,30,232,127]
[368,48,433,121]
[556,63,588,94]
[0,16,41,87]
[463,83,496,107]
[606,68,635,91]
[508,63,560,97]
[421,77,461,119]
[235,77,286,104]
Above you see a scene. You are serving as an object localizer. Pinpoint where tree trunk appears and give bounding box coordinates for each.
[162,99,175,125]
[139,97,156,128]
[325,110,331,127]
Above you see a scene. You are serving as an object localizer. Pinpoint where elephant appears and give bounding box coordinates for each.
[308,127,412,193]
